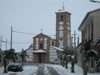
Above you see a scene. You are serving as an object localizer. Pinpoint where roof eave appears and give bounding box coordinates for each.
[78,13,89,31]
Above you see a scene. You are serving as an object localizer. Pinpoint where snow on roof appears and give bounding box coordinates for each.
[51,37,56,40]
[33,49,46,53]
[90,49,97,55]
[51,46,64,51]
[56,10,71,14]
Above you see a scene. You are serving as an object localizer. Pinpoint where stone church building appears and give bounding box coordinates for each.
[26,8,72,63]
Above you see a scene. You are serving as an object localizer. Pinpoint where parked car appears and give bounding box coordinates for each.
[51,59,60,64]
[7,59,23,72]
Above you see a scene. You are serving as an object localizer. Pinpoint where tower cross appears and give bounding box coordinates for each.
[62,2,65,10]
[41,29,43,33]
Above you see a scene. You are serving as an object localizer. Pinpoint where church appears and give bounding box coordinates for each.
[26,7,72,63]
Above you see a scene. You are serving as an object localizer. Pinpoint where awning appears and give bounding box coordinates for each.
[33,49,46,54]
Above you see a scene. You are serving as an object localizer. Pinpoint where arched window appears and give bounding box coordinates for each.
[60,15,63,21]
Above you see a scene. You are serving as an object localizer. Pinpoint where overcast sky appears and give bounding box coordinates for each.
[0,0,100,52]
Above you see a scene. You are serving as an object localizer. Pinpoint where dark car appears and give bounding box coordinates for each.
[7,59,23,72]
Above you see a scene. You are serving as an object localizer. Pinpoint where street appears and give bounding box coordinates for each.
[0,64,61,75]
[0,63,100,75]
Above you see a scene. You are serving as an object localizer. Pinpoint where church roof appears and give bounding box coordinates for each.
[33,33,51,38]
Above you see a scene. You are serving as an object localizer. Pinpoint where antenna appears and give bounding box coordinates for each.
[62,2,65,10]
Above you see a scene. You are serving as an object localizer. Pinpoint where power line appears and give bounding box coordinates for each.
[13,41,32,43]
[13,30,37,35]
[13,30,56,36]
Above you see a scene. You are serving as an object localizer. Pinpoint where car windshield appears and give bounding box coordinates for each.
[9,59,21,63]
[16,60,21,63]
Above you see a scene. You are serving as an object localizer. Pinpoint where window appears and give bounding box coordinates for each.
[44,38,47,41]
[59,39,63,43]
[60,38,62,41]
[40,44,43,49]
[44,44,47,46]
[60,15,63,21]
[59,22,63,25]
[68,34,70,46]
[59,45,63,48]
[59,42,63,45]
[40,38,43,41]
[44,41,47,44]
[36,44,38,46]
[36,41,38,44]
[36,46,38,49]
[59,26,63,30]
[59,31,63,34]
[68,15,70,22]
[44,46,47,49]
[59,33,63,38]
[67,22,70,25]
[87,23,92,41]
[52,41,54,46]
[68,26,70,30]
[44,43,47,49]
[36,38,39,41]
[44,38,47,44]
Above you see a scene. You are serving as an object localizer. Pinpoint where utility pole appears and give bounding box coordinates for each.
[0,36,2,50]
[77,36,79,46]
[74,30,76,48]
[6,39,7,50]
[10,26,13,49]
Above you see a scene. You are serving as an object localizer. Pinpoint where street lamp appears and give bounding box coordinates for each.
[90,0,100,3]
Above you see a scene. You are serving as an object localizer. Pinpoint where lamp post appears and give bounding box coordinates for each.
[90,0,100,3]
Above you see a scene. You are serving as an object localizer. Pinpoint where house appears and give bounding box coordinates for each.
[78,8,100,72]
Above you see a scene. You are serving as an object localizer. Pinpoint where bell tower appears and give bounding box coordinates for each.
[55,6,71,49]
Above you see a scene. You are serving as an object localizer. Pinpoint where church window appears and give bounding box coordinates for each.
[60,15,63,21]
[44,38,47,41]
[36,38,39,41]
[59,26,63,30]
[59,22,63,25]
[40,44,43,49]
[40,38,43,41]
[59,31,63,34]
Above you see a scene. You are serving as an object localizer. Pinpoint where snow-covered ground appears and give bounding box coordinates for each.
[51,64,100,75]
[0,65,38,75]
[0,63,100,75]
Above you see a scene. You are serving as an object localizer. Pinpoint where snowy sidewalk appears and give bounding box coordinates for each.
[51,64,100,75]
